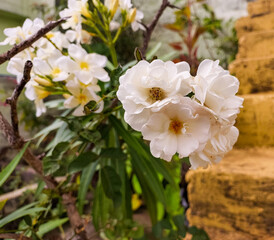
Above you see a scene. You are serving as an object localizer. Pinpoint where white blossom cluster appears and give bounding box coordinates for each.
[117,59,243,169]
[0,18,109,117]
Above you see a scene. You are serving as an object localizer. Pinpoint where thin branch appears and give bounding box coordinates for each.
[0,17,69,65]
[0,233,31,240]
[6,60,33,139]
[141,0,172,56]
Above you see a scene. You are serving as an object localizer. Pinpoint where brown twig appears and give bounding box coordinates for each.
[0,233,32,240]
[6,60,33,140]
[141,0,175,56]
[0,17,69,65]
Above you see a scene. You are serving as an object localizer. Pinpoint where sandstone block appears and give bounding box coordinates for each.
[237,30,274,59]
[235,92,274,147]
[236,12,274,38]
[186,148,274,240]
[229,57,274,94]
[248,0,274,17]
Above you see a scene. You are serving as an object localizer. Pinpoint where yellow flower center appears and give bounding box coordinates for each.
[169,119,183,134]
[52,67,61,76]
[80,61,89,70]
[78,93,88,104]
[148,87,165,101]
[46,32,54,39]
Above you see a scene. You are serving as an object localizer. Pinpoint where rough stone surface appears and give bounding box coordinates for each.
[237,30,274,59]
[235,12,274,38]
[229,56,274,94]
[186,148,274,240]
[235,92,274,147]
[248,0,274,17]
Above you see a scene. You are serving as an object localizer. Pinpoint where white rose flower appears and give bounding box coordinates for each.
[189,125,239,169]
[141,97,211,161]
[192,59,243,122]
[117,59,192,130]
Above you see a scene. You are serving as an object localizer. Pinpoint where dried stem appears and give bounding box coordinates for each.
[0,17,89,239]
[6,60,33,139]
[0,17,69,65]
[141,0,176,56]
[0,233,32,240]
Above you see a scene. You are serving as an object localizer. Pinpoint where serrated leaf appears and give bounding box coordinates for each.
[0,142,29,187]
[68,152,99,174]
[101,166,122,208]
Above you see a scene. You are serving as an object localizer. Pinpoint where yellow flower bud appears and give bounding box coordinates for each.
[110,0,119,18]
[63,93,71,99]
[128,8,137,23]
[34,77,53,87]
[34,86,50,100]
[81,3,92,18]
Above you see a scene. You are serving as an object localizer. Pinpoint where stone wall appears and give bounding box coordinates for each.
[186,0,274,239]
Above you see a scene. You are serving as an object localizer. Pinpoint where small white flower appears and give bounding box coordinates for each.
[58,44,109,85]
[60,0,90,33]
[119,0,132,10]
[141,97,211,161]
[64,78,103,116]
[130,10,145,32]
[25,80,49,117]
[33,51,69,82]
[0,18,44,45]
[65,26,92,44]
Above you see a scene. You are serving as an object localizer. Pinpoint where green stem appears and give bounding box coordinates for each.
[108,43,118,67]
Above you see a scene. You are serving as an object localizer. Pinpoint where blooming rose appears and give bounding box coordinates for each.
[192,59,243,123]
[141,97,211,161]
[117,59,192,130]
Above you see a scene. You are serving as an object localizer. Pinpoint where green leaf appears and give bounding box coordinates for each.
[79,130,101,142]
[92,182,112,230]
[173,215,187,237]
[146,42,162,60]
[0,203,45,228]
[0,142,29,187]
[37,218,69,237]
[109,116,166,204]
[68,152,99,174]
[51,142,70,158]
[101,166,122,208]
[78,161,99,214]
[188,226,210,240]
[43,156,60,176]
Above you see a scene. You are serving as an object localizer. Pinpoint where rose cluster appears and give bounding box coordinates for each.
[117,59,243,169]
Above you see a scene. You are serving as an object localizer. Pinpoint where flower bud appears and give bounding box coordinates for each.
[34,86,50,99]
[81,3,92,18]
[34,77,53,87]
[110,0,119,17]
[128,8,137,23]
